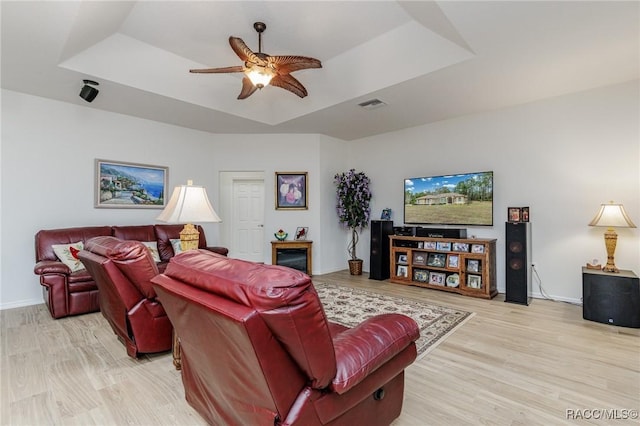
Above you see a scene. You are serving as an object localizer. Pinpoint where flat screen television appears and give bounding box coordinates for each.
[404,171,493,226]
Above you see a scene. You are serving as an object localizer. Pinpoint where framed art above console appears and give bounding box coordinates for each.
[95,159,167,209]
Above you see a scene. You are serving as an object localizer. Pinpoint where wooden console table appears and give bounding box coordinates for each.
[271,240,313,276]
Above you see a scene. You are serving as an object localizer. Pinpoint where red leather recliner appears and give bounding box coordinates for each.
[152,250,420,425]
[79,236,172,358]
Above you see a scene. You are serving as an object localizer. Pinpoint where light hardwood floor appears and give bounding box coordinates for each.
[2,271,639,425]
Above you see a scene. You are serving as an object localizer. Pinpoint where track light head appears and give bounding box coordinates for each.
[79,79,99,103]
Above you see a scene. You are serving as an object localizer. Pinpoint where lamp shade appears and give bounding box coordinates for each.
[156,182,221,223]
[588,202,636,228]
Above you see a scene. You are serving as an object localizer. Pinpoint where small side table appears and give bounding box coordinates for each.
[271,240,312,275]
[582,267,639,328]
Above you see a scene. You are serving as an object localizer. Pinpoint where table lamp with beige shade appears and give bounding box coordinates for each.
[588,201,636,273]
[156,180,222,251]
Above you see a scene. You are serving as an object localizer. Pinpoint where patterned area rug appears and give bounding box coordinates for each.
[315,282,474,359]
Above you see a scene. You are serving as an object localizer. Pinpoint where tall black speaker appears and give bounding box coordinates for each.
[370,220,394,280]
[505,222,532,305]
[583,269,640,328]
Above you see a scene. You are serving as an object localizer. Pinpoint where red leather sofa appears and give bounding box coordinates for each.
[152,250,420,426]
[79,236,172,358]
[34,224,228,319]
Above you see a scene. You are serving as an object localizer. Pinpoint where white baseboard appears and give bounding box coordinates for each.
[0,298,42,311]
[498,291,581,305]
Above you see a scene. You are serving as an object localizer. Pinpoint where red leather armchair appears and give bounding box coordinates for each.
[79,236,172,358]
[152,250,420,425]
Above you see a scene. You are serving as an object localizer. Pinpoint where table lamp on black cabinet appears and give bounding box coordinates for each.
[588,201,636,273]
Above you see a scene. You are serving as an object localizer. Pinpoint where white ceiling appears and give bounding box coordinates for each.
[2,1,638,141]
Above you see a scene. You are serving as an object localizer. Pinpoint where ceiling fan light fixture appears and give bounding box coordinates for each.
[246,65,275,88]
[190,21,321,99]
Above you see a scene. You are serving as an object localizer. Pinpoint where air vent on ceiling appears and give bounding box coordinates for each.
[358,99,387,110]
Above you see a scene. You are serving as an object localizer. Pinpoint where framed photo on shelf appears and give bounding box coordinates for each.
[447,254,459,268]
[413,269,428,282]
[428,272,446,286]
[521,207,530,222]
[397,265,408,278]
[471,244,485,254]
[452,242,469,252]
[436,242,452,251]
[398,254,408,264]
[295,227,308,240]
[508,207,521,223]
[425,241,437,250]
[413,253,427,265]
[95,159,168,209]
[467,259,480,273]
[381,208,392,220]
[427,253,446,268]
[276,172,308,210]
[467,274,482,289]
[446,273,460,288]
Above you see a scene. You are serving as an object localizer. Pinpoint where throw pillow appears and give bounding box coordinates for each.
[141,241,161,263]
[170,238,183,255]
[52,241,85,273]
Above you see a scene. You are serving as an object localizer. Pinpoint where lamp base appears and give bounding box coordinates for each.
[602,228,619,273]
[179,223,200,251]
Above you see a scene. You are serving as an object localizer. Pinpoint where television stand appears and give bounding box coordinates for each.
[389,235,496,299]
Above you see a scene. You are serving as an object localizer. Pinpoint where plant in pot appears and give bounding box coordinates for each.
[334,169,372,275]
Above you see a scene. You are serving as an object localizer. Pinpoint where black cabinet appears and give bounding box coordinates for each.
[582,267,639,328]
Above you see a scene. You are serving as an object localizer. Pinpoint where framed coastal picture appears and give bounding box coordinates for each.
[95,159,168,209]
[276,172,308,210]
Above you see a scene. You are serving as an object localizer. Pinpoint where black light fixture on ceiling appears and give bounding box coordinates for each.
[79,79,99,102]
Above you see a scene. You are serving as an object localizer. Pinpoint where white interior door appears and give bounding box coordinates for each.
[220,172,265,262]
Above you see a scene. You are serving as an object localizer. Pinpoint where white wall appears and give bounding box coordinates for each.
[2,80,638,309]
[350,80,639,302]
[200,132,324,269]
[0,89,340,308]
[318,134,352,273]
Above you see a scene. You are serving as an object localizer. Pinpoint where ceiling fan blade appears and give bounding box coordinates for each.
[229,36,266,66]
[238,76,258,100]
[189,66,244,74]
[268,55,322,74]
[270,74,308,98]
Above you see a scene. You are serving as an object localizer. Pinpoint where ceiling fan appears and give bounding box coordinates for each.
[190,22,322,100]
